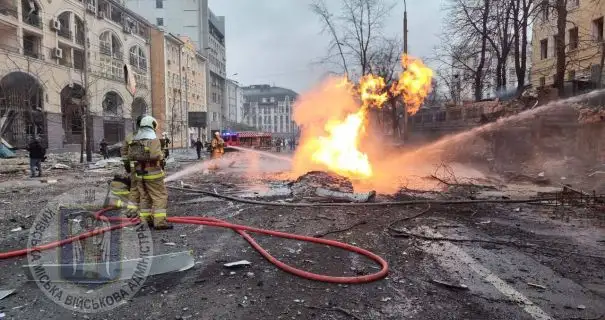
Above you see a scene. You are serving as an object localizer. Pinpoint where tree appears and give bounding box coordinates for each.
[310,0,395,79]
[511,0,536,94]
[368,37,403,136]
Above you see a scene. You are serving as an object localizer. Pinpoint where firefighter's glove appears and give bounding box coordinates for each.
[123,160,131,174]
[124,207,138,218]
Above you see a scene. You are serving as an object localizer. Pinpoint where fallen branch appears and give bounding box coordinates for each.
[431,279,469,290]
[305,305,363,320]
[314,221,367,238]
[387,204,432,231]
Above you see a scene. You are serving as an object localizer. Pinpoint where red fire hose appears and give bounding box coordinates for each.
[0,208,389,284]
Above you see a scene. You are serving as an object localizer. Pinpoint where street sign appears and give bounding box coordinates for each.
[188,112,207,127]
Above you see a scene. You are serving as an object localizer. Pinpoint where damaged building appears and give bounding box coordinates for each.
[0,0,152,150]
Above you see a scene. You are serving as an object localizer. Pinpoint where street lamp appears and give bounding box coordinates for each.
[403,0,408,55]
[402,0,409,141]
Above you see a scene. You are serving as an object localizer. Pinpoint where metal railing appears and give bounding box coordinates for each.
[58,28,72,40]
[0,43,19,54]
[22,13,42,29]
[75,33,85,45]
[0,4,17,18]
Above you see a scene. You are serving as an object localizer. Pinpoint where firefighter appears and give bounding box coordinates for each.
[210,131,225,159]
[128,115,171,230]
[114,115,143,215]
[160,132,170,160]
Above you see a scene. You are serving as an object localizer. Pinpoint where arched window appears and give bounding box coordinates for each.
[99,31,123,59]
[129,46,147,72]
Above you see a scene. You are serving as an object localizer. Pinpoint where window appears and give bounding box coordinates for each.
[156,18,163,26]
[540,39,548,59]
[568,70,576,80]
[568,0,579,8]
[539,77,546,87]
[129,46,147,71]
[593,17,604,41]
[156,0,163,8]
[541,1,549,21]
[569,27,579,50]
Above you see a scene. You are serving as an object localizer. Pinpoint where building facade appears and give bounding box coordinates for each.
[451,48,532,103]
[123,0,226,134]
[242,85,298,138]
[149,31,207,148]
[0,0,152,150]
[531,0,605,89]
[225,78,243,125]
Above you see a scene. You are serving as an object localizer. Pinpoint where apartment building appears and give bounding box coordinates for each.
[149,30,206,148]
[123,0,226,133]
[531,0,605,89]
[242,85,298,138]
[0,0,152,150]
[225,78,243,125]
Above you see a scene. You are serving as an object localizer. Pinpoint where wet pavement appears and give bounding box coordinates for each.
[0,153,603,319]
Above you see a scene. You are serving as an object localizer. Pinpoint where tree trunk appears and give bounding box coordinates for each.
[555,0,567,96]
[390,99,399,139]
[474,0,491,101]
[598,41,605,89]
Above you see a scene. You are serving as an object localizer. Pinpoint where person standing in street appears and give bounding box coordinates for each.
[26,137,46,178]
[116,115,143,214]
[100,138,109,159]
[128,116,171,230]
[210,131,225,159]
[160,132,170,160]
[194,137,204,160]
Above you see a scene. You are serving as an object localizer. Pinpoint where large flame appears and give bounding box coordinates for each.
[293,54,433,186]
[392,54,434,115]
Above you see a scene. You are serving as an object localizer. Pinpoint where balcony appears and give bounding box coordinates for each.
[22,13,42,29]
[0,43,19,54]
[75,32,84,45]
[58,28,72,40]
[0,4,17,19]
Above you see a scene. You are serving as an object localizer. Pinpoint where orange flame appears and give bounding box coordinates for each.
[392,54,434,115]
[292,55,433,185]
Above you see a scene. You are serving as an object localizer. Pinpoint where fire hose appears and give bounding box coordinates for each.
[0,207,389,284]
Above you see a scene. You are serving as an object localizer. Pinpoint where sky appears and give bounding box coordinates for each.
[209,0,445,94]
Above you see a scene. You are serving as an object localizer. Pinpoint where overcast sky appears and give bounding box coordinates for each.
[209,0,445,93]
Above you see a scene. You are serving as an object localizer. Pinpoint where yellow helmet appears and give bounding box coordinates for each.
[139,115,158,130]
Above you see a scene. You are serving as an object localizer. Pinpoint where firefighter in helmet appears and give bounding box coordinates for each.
[108,115,143,214]
[210,131,225,159]
[128,115,171,230]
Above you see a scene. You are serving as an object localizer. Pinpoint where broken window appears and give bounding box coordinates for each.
[593,17,604,41]
[569,27,579,50]
[540,39,548,59]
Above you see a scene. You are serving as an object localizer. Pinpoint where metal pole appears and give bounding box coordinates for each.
[402,1,409,142]
[82,4,91,162]
[178,44,183,149]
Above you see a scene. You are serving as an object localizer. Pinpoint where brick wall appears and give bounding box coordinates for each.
[149,28,166,133]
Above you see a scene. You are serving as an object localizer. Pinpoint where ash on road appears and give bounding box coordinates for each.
[0,153,604,320]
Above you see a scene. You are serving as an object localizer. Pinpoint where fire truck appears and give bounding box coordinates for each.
[211,130,272,151]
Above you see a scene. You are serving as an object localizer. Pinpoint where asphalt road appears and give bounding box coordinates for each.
[0,159,604,320]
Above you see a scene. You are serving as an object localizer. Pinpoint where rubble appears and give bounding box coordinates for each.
[51,163,70,170]
[289,171,375,202]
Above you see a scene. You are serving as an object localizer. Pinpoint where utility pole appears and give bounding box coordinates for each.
[81,3,92,162]
[178,44,183,149]
[402,0,409,142]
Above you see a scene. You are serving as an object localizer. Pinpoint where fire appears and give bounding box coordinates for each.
[358,74,388,109]
[391,54,434,115]
[311,109,372,178]
[292,55,433,185]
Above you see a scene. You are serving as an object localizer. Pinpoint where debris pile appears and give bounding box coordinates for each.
[289,171,375,203]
